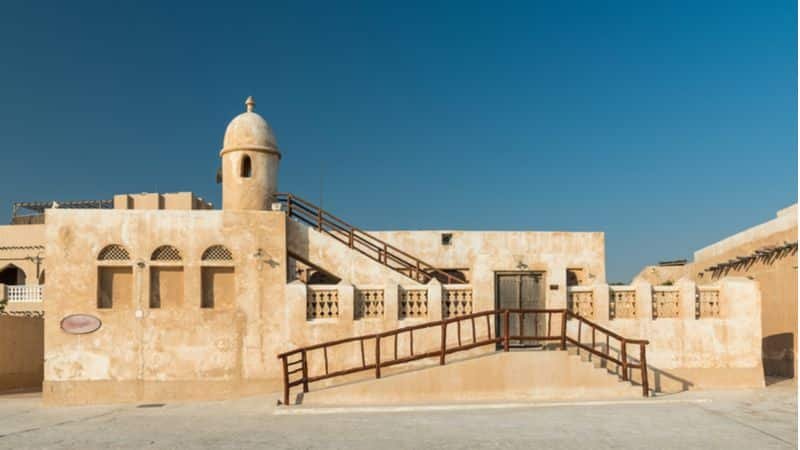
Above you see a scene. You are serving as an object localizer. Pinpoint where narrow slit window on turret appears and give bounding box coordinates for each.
[240,155,252,178]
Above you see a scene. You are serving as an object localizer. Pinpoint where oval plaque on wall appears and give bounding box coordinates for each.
[60,314,102,335]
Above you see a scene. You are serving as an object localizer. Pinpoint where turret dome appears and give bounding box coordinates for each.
[220,96,280,158]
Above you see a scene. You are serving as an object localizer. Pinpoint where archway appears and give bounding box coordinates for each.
[0,264,26,285]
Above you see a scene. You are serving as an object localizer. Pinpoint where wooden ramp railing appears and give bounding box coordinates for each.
[276,193,467,284]
[277,309,649,405]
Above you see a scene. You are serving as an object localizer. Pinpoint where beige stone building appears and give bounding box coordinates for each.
[0,97,778,405]
[635,204,798,379]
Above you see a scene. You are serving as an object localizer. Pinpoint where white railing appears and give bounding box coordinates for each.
[6,285,43,303]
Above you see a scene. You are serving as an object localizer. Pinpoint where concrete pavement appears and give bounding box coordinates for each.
[0,380,795,449]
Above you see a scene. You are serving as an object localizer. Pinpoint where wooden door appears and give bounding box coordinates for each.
[495,272,546,346]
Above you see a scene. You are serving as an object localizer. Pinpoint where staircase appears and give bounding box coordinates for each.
[276,193,466,284]
[277,309,650,406]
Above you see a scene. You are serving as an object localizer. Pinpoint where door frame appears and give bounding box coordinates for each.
[494,271,547,348]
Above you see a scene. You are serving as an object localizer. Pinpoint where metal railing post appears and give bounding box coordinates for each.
[560,310,567,350]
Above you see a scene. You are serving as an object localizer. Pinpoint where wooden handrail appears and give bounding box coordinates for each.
[277,308,650,405]
[276,193,467,284]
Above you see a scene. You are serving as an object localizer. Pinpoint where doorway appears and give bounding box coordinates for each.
[495,271,546,347]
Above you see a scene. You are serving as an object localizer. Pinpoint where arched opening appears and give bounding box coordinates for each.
[150,245,184,309]
[97,244,133,309]
[0,264,26,285]
[240,155,252,178]
[201,245,235,309]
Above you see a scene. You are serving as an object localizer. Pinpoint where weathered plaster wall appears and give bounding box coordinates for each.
[286,220,419,286]
[43,209,287,405]
[632,204,797,378]
[370,230,606,312]
[566,277,763,391]
[221,151,278,210]
[691,221,797,378]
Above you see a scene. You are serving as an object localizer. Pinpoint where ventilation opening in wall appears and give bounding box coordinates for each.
[441,233,453,246]
[201,266,234,308]
[97,266,133,309]
[240,155,252,178]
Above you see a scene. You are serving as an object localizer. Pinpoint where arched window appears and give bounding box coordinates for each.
[240,155,252,178]
[98,244,131,261]
[150,245,182,261]
[201,245,235,309]
[201,245,233,261]
[149,245,184,309]
[97,244,132,309]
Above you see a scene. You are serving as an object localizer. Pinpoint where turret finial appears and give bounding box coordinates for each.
[245,96,255,112]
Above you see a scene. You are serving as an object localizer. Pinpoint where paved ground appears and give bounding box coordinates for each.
[0,380,795,449]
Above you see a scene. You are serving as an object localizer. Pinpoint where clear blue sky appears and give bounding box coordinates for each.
[0,1,796,282]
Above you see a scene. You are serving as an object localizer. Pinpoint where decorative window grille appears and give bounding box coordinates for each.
[610,288,637,319]
[443,287,473,318]
[567,288,594,319]
[652,289,681,319]
[357,289,385,319]
[98,244,131,261]
[201,245,233,261]
[151,245,182,261]
[307,288,340,319]
[696,288,721,319]
[400,288,428,319]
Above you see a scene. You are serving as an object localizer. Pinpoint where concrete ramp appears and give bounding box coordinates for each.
[302,351,642,406]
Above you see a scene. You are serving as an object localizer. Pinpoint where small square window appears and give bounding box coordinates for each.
[441,233,453,246]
